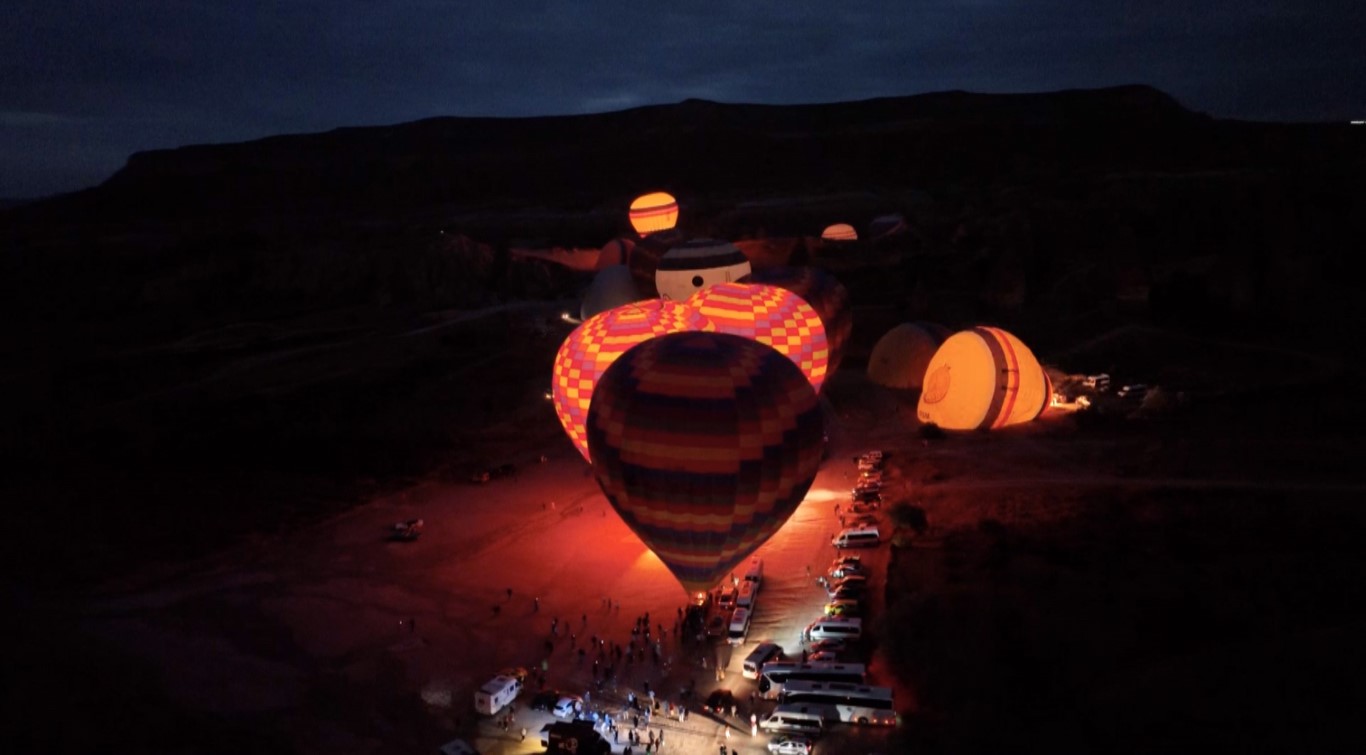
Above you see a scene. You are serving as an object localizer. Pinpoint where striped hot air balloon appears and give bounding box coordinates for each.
[587,331,824,595]
[655,238,752,302]
[629,192,680,236]
[917,326,1049,430]
[743,266,853,377]
[686,282,829,393]
[552,300,713,461]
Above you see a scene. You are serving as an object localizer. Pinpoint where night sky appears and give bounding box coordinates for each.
[3,0,1363,198]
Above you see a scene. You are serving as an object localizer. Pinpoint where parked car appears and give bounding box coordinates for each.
[826,575,868,593]
[530,690,561,712]
[846,515,879,529]
[849,498,881,513]
[704,688,736,715]
[768,735,814,754]
[806,638,848,654]
[828,563,866,580]
[807,649,842,662]
[830,585,867,602]
[829,555,862,570]
[1117,383,1148,399]
[552,695,583,719]
[388,518,423,542]
[824,599,861,617]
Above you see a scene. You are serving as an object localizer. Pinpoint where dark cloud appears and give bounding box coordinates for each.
[2,0,1362,197]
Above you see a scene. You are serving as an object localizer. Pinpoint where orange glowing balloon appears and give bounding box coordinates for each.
[629,192,679,236]
[917,326,1049,430]
[552,299,713,461]
[686,282,829,393]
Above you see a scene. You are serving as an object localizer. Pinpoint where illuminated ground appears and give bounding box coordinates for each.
[22,323,1366,755]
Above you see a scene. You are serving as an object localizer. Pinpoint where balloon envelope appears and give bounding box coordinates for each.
[552,300,713,461]
[655,238,752,302]
[867,321,951,389]
[581,265,642,320]
[743,266,853,376]
[821,223,858,241]
[629,192,679,236]
[917,326,1049,430]
[587,331,824,595]
[686,282,829,393]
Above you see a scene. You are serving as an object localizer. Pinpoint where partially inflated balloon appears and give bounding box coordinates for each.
[867,321,951,389]
[587,332,824,595]
[917,326,1049,430]
[552,300,713,461]
[686,282,829,393]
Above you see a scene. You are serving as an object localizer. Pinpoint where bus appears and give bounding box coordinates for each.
[757,661,866,699]
[778,680,897,726]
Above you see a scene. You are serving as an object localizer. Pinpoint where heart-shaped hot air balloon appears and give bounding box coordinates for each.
[552,300,713,462]
[686,281,829,393]
[743,266,852,377]
[587,331,824,595]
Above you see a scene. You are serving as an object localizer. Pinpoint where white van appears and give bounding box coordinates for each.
[760,704,828,735]
[832,526,880,548]
[803,616,863,643]
[737,579,757,609]
[727,607,752,645]
[743,557,764,588]
[742,642,784,679]
[473,674,521,715]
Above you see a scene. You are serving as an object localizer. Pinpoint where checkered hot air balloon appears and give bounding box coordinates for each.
[587,331,824,595]
[552,300,713,462]
[743,266,853,378]
[688,281,831,393]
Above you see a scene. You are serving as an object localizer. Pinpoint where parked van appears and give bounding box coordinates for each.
[716,586,738,611]
[743,557,764,588]
[760,704,828,735]
[473,674,521,715]
[727,607,752,645]
[832,526,881,548]
[742,642,784,679]
[803,616,863,643]
[737,578,757,609]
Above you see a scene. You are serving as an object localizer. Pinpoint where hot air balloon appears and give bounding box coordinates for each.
[597,237,637,269]
[655,238,752,302]
[743,266,853,376]
[626,230,680,298]
[916,326,1049,430]
[587,331,824,595]
[686,282,829,393]
[629,192,679,236]
[581,265,642,321]
[867,321,951,389]
[552,300,713,461]
[869,213,908,241]
[821,223,858,242]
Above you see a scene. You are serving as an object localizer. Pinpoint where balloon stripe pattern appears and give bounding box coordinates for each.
[629,192,679,236]
[744,266,853,376]
[552,300,713,462]
[587,332,824,595]
[686,282,829,394]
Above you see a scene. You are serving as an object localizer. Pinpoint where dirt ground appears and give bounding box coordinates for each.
[7,319,1366,755]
